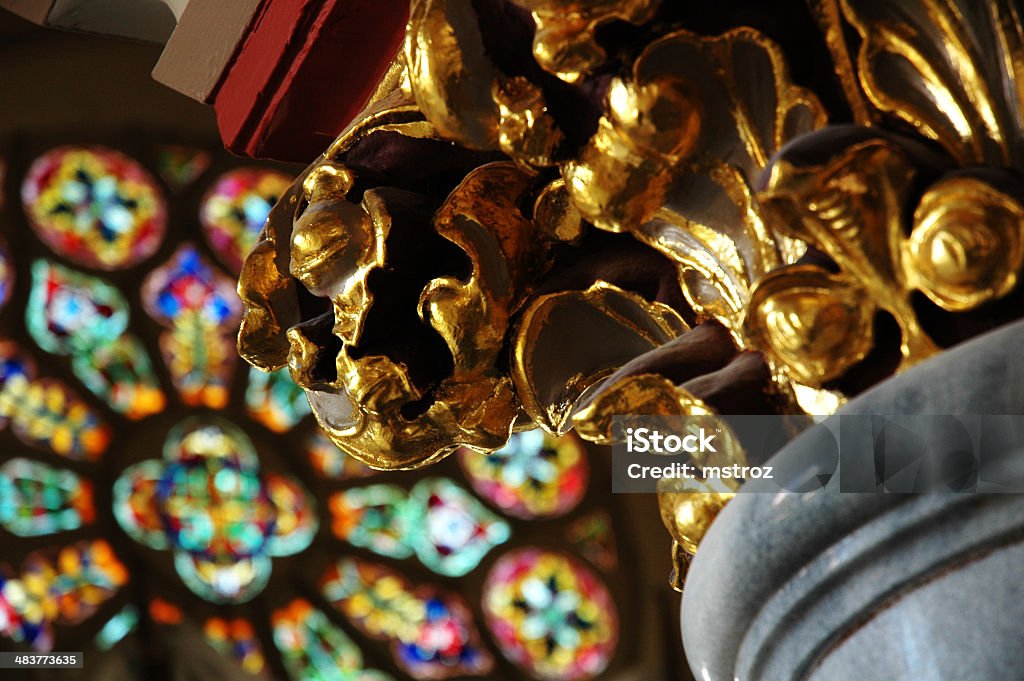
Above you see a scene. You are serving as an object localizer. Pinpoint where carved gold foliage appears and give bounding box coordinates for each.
[568,371,744,589]
[638,165,808,335]
[565,28,825,336]
[533,179,585,243]
[238,81,438,374]
[750,137,1024,387]
[513,283,688,436]
[238,174,307,372]
[233,0,1024,598]
[745,265,874,385]
[572,377,743,591]
[290,164,384,348]
[509,0,661,83]
[658,477,735,591]
[656,408,746,591]
[405,0,502,149]
[755,140,939,381]
[421,162,547,374]
[571,373,718,446]
[293,162,556,470]
[806,0,875,125]
[405,0,562,165]
[241,150,561,469]
[906,176,1024,311]
[563,75,702,233]
[842,0,1024,167]
[630,28,826,180]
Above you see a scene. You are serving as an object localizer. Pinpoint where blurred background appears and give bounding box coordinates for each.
[0,8,689,681]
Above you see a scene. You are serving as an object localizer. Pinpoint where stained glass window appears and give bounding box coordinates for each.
[141,245,243,409]
[200,169,292,274]
[155,145,211,193]
[460,429,588,519]
[21,146,166,270]
[203,616,267,675]
[482,549,618,681]
[0,237,13,310]
[0,140,640,681]
[0,459,93,536]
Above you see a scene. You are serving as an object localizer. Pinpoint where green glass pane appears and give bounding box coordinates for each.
[272,599,394,681]
[246,367,310,433]
[0,458,94,536]
[26,260,129,354]
[71,335,165,419]
[95,605,139,651]
[328,485,413,559]
[402,478,510,577]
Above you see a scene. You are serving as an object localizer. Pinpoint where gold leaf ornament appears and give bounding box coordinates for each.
[655,403,749,591]
[572,373,719,447]
[563,66,703,233]
[565,28,825,336]
[405,0,563,165]
[905,176,1024,312]
[751,134,1024,386]
[658,477,736,591]
[567,370,745,588]
[512,283,689,436]
[841,0,1024,167]
[508,0,662,83]
[744,265,874,385]
[755,139,940,382]
[292,163,559,469]
[237,170,309,372]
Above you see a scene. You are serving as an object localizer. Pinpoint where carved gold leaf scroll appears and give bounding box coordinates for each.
[659,475,736,592]
[405,0,563,165]
[656,400,743,591]
[755,139,940,381]
[744,265,874,385]
[513,283,688,435]
[299,162,551,470]
[842,0,1024,168]
[238,175,306,371]
[241,101,553,469]
[508,0,661,83]
[238,82,432,372]
[565,28,826,336]
[806,0,875,125]
[905,175,1024,312]
[572,373,717,447]
[421,161,547,376]
[570,372,743,590]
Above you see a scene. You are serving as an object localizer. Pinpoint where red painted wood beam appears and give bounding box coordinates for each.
[212,0,408,162]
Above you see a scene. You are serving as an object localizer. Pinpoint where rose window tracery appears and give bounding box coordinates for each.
[0,140,635,681]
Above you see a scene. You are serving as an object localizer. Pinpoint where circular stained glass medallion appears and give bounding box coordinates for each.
[21,146,166,270]
[200,168,292,274]
[482,548,618,681]
[460,430,588,519]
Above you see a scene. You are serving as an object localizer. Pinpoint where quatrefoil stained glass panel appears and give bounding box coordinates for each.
[0,140,635,681]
